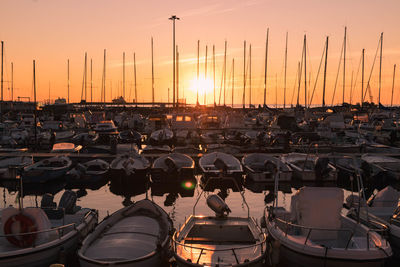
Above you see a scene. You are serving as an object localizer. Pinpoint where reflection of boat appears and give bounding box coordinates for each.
[173,177,266,267]
[281,153,337,182]
[151,178,197,198]
[0,156,33,180]
[265,186,392,267]
[242,153,292,182]
[199,152,243,189]
[79,199,173,267]
[151,153,195,183]
[22,156,72,183]
[66,159,110,190]
[0,191,98,267]
[1,179,67,196]
[109,172,148,204]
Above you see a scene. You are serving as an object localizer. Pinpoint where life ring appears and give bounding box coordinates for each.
[4,213,37,248]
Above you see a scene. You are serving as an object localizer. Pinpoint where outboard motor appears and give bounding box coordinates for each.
[59,190,79,214]
[164,157,178,174]
[207,194,231,217]
[213,158,228,173]
[41,193,56,208]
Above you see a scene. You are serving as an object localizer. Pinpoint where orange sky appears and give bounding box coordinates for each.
[1,0,400,106]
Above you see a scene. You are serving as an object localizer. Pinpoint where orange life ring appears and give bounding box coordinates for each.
[4,213,37,248]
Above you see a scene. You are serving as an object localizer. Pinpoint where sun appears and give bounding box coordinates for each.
[189,77,214,96]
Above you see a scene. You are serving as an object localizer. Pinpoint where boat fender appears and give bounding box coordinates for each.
[4,213,37,248]
[59,190,78,214]
[207,194,231,217]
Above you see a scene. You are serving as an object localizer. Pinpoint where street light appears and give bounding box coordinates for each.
[169,15,180,108]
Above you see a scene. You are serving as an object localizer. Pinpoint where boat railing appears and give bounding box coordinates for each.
[192,176,249,218]
[172,231,266,265]
[273,216,388,250]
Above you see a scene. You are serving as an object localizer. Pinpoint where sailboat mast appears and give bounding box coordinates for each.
[67,59,70,104]
[176,45,179,106]
[85,52,87,101]
[1,41,3,101]
[304,35,307,108]
[275,73,278,108]
[134,53,137,103]
[343,27,347,105]
[11,62,13,102]
[391,64,396,107]
[151,37,155,105]
[243,40,246,109]
[123,52,125,100]
[204,45,208,105]
[249,44,252,108]
[232,58,235,107]
[284,32,288,109]
[33,60,37,150]
[103,49,106,105]
[90,59,93,102]
[264,28,269,107]
[213,44,216,106]
[322,36,329,107]
[378,32,383,106]
[223,40,227,106]
[197,40,200,106]
[350,70,354,105]
[361,49,365,107]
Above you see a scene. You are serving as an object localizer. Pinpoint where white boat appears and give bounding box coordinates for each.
[173,178,267,266]
[242,153,292,182]
[67,159,109,181]
[199,152,243,186]
[151,153,195,183]
[110,153,150,181]
[265,186,392,266]
[280,153,337,181]
[0,191,98,267]
[22,156,72,183]
[51,142,82,153]
[78,199,173,267]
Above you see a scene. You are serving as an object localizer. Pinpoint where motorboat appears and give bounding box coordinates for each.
[0,156,33,180]
[149,128,174,146]
[54,130,75,142]
[71,132,99,146]
[265,186,392,266]
[151,153,195,183]
[51,142,82,153]
[93,120,118,134]
[0,190,98,267]
[361,154,400,181]
[280,153,337,182]
[199,152,243,187]
[22,156,72,183]
[141,145,172,154]
[242,153,292,182]
[110,153,150,181]
[78,199,173,267]
[173,177,267,266]
[66,159,109,188]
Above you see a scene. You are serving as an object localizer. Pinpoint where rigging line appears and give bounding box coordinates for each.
[362,36,381,103]
[291,63,300,106]
[350,53,362,105]
[297,47,304,106]
[218,52,225,106]
[309,42,326,106]
[330,39,344,106]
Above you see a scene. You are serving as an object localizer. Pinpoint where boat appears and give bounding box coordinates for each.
[78,199,173,267]
[0,156,33,180]
[151,153,195,183]
[110,153,150,182]
[173,177,267,266]
[199,152,243,188]
[361,154,400,181]
[71,132,99,146]
[280,153,337,181]
[51,142,82,153]
[66,159,109,188]
[141,145,172,154]
[149,128,174,146]
[93,120,118,134]
[0,190,98,267]
[22,156,72,183]
[242,153,292,182]
[54,130,75,142]
[265,186,392,266]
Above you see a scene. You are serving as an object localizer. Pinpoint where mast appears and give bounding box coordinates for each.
[151,37,155,105]
[275,73,278,108]
[123,52,125,100]
[232,58,234,107]
[284,32,288,109]
[85,52,87,101]
[1,41,3,102]
[11,62,13,101]
[378,32,383,106]
[391,64,396,107]
[297,61,301,107]
[350,70,354,105]
[33,60,37,151]
[242,40,246,109]
[134,53,137,103]
[249,44,252,108]
[361,49,365,107]
[223,40,227,106]
[197,40,199,106]
[90,59,93,102]
[264,28,269,107]
[322,36,329,107]
[176,45,179,106]
[103,49,106,105]
[343,27,347,105]
[67,59,70,104]
[204,45,208,105]
[303,35,307,108]
[213,44,216,106]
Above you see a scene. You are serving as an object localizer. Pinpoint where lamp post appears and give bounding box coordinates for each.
[169,15,180,108]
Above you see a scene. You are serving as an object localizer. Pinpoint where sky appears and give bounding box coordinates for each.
[1,0,400,106]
